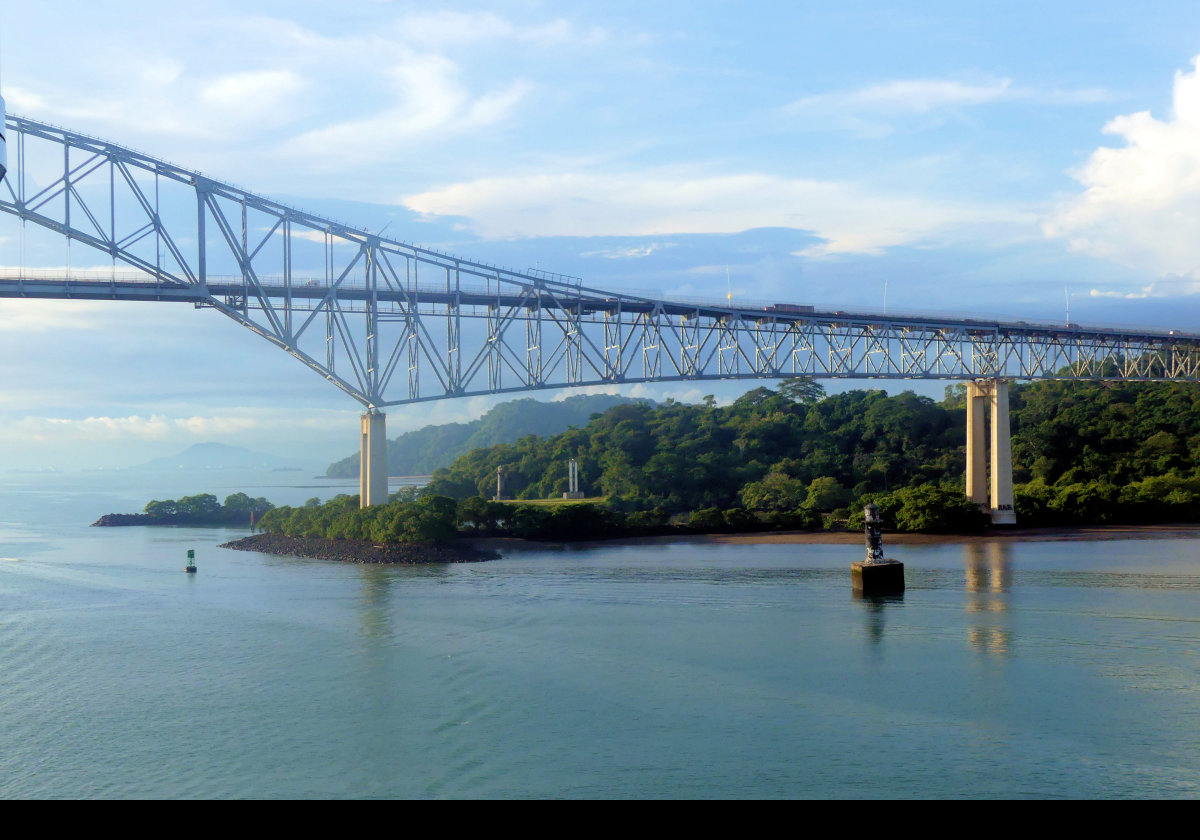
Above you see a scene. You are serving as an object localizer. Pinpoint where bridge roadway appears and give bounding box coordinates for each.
[3,271,1199,343]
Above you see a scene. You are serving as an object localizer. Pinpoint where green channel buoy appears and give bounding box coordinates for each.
[185,549,197,574]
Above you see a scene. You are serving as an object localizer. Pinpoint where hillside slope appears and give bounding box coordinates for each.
[325,394,642,477]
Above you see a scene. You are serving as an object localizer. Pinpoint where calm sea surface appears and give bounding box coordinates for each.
[0,469,1198,799]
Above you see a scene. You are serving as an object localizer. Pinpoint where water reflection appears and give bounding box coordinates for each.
[358,565,395,643]
[964,542,1012,656]
[357,563,452,642]
[852,590,904,646]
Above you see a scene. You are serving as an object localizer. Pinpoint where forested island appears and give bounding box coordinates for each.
[93,492,274,527]
[249,377,1200,555]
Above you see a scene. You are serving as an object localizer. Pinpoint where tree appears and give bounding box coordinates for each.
[688,507,726,532]
[802,477,851,511]
[778,377,825,405]
[889,484,986,533]
[176,493,221,520]
[144,499,177,518]
[740,471,808,511]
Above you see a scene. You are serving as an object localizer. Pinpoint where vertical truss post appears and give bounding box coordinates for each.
[487,303,502,392]
[682,312,700,376]
[526,289,542,385]
[641,310,662,380]
[566,300,582,384]
[447,264,461,393]
[604,308,622,381]
[195,180,207,288]
[365,240,380,402]
[718,316,739,376]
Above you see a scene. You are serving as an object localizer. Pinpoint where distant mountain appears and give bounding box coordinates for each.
[325,394,645,478]
[131,442,323,472]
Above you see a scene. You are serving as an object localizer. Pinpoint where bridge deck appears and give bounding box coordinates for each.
[1,274,1195,345]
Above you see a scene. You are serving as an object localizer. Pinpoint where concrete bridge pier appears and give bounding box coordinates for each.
[965,379,1016,525]
[360,410,388,508]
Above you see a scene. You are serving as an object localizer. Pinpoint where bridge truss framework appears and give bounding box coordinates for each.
[2,113,1199,508]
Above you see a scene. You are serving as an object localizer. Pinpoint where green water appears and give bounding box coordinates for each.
[1,471,1198,798]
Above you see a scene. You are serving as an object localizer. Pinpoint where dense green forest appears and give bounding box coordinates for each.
[258,378,1200,543]
[324,394,641,477]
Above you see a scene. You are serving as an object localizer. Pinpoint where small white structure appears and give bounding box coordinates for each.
[493,465,506,501]
[563,458,584,499]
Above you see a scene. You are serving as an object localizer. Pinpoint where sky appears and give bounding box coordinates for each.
[4,1,1200,470]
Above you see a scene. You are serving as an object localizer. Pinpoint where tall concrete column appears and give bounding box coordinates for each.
[988,380,1016,525]
[360,410,388,508]
[965,381,988,508]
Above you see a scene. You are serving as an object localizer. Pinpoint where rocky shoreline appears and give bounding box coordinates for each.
[219,533,498,565]
[93,512,254,527]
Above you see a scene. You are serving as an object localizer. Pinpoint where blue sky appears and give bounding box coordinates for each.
[4,1,1200,470]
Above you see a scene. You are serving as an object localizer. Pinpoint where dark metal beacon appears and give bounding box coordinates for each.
[852,503,904,594]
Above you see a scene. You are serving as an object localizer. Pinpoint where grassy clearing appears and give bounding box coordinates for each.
[495,497,606,507]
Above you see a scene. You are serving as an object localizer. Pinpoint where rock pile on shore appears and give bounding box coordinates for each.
[92,513,156,526]
[219,533,497,564]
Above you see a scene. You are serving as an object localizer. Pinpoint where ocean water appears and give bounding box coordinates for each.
[1,470,1198,799]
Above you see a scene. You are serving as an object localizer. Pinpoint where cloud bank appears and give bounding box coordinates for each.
[1046,56,1200,283]
[403,170,1029,255]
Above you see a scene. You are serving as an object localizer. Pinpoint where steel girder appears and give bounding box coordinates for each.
[3,113,1200,409]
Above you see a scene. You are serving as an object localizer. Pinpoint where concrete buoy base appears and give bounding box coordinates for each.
[852,560,904,594]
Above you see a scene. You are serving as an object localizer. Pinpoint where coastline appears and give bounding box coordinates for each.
[220,533,498,564]
[217,523,1200,563]
[466,523,1200,552]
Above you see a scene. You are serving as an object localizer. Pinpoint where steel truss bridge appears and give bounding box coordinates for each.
[2,113,1199,508]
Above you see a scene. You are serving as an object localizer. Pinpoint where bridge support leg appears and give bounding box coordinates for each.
[360,410,388,508]
[964,379,1017,525]
[988,380,1016,525]
[965,381,988,508]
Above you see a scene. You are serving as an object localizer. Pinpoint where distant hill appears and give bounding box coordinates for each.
[325,394,644,478]
[131,442,323,472]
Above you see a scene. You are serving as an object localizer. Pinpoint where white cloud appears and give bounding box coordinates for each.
[389,11,605,48]
[785,77,1110,115]
[279,53,531,168]
[403,170,1029,255]
[786,78,1016,115]
[581,243,673,259]
[1088,277,1200,299]
[0,298,110,332]
[780,77,1111,137]
[13,415,175,442]
[200,70,305,115]
[0,409,365,444]
[550,382,714,405]
[1046,56,1200,280]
